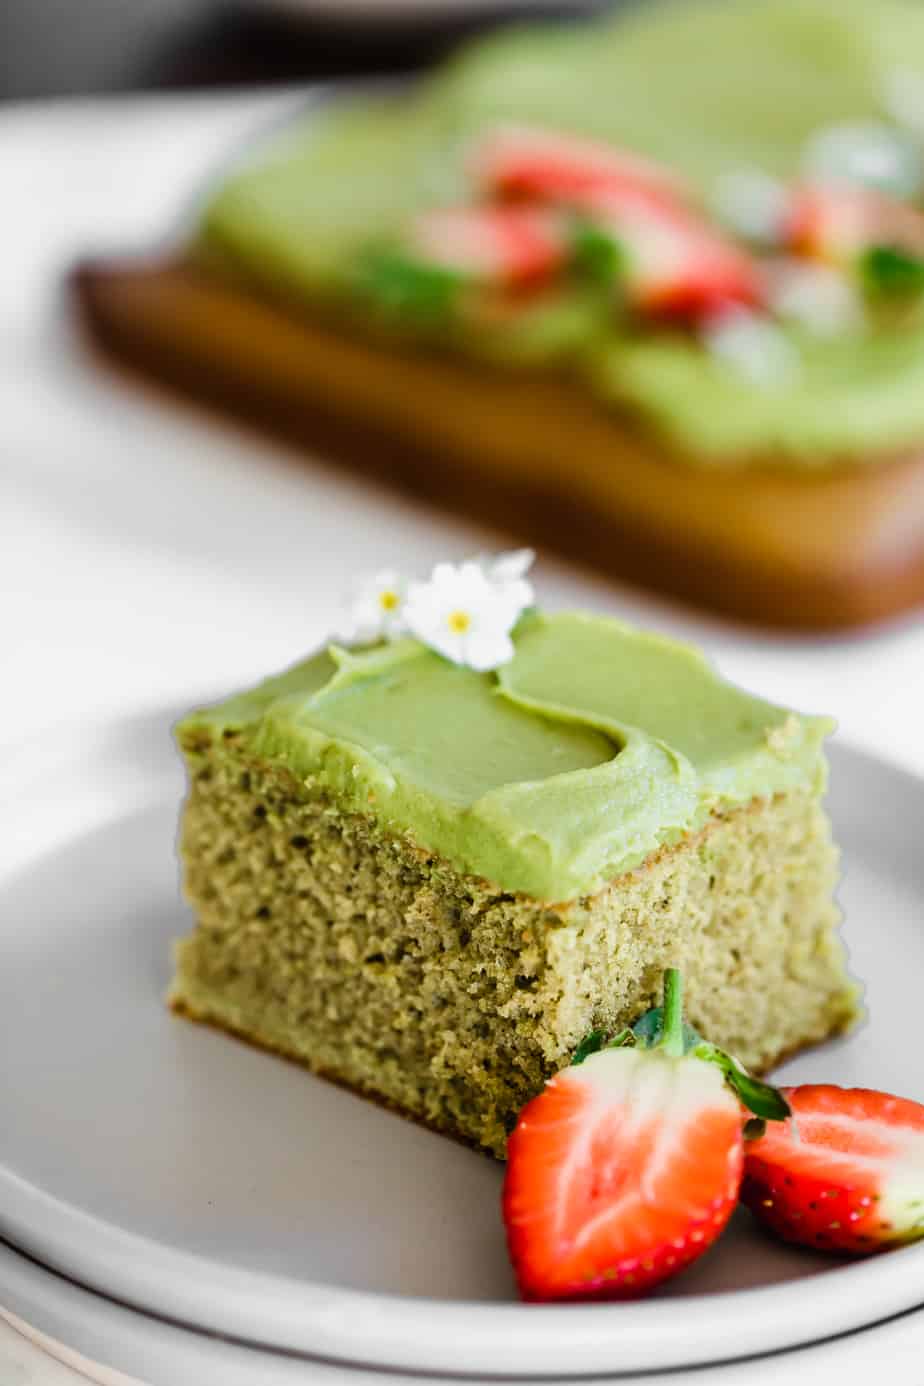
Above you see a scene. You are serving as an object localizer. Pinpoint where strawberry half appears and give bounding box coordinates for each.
[503,970,789,1302]
[470,125,763,321]
[742,1084,924,1255]
[471,125,685,215]
[562,181,764,320]
[407,205,569,289]
[613,206,766,320]
[569,197,764,321]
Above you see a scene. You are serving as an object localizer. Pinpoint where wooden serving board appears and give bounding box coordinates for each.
[72,255,924,631]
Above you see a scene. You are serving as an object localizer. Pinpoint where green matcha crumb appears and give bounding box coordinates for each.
[171,743,858,1158]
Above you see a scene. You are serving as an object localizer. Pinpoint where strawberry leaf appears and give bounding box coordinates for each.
[356,247,465,318]
[693,1043,791,1121]
[571,1026,636,1065]
[631,1005,662,1047]
[729,1068,792,1122]
[569,973,787,1128]
[860,244,924,299]
[631,1003,701,1053]
[571,220,624,285]
[571,1030,607,1065]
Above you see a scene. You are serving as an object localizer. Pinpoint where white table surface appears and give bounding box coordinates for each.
[2,91,924,1383]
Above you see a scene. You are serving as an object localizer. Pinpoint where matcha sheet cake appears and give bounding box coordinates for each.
[171,563,857,1157]
[76,0,924,628]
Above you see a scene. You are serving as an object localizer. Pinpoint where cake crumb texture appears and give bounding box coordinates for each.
[172,746,857,1158]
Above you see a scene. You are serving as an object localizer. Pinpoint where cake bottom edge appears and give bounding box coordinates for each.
[168,989,502,1159]
[72,256,924,632]
[166,988,859,1162]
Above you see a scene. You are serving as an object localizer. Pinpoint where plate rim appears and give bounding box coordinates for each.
[2,705,924,1377]
[3,1232,924,1386]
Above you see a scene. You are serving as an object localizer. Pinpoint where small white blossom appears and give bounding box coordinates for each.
[766,260,862,336]
[478,547,535,619]
[403,554,532,672]
[712,169,790,244]
[702,308,799,387]
[802,121,923,201]
[486,547,535,583]
[336,569,408,644]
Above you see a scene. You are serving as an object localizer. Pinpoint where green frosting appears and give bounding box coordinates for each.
[199,0,924,465]
[179,613,832,902]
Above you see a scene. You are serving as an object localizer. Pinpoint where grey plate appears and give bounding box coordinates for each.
[1,708,923,1377]
[4,1238,924,1386]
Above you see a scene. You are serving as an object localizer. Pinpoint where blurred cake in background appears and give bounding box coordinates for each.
[76,0,924,628]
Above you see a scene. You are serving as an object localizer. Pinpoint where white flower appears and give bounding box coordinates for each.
[403,554,532,672]
[766,260,862,336]
[485,547,534,582]
[712,169,790,245]
[480,547,535,617]
[336,569,408,644]
[701,308,798,387]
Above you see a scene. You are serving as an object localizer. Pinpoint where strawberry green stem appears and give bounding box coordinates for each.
[660,967,685,1057]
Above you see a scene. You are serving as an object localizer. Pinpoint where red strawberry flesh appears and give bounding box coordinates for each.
[630,219,764,319]
[742,1084,924,1254]
[408,206,567,288]
[470,126,764,321]
[584,200,765,319]
[472,126,684,214]
[503,1046,743,1301]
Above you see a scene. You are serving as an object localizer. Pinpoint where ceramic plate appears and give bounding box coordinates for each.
[4,1243,924,1386]
[1,707,923,1378]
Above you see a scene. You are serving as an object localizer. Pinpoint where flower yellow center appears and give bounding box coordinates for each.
[447,609,471,634]
[378,590,400,612]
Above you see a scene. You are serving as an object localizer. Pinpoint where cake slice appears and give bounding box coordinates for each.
[171,596,857,1158]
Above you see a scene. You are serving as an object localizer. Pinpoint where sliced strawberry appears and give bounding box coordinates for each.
[407,205,568,289]
[502,970,788,1302]
[742,1084,924,1255]
[504,1047,742,1301]
[579,198,765,320]
[626,215,764,319]
[787,183,924,266]
[471,125,684,217]
[469,125,763,321]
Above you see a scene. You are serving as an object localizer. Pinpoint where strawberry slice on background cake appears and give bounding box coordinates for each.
[407,204,570,289]
[593,201,766,321]
[354,205,571,316]
[470,126,765,322]
[470,124,686,215]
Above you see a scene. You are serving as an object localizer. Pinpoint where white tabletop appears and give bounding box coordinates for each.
[2,91,924,1383]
